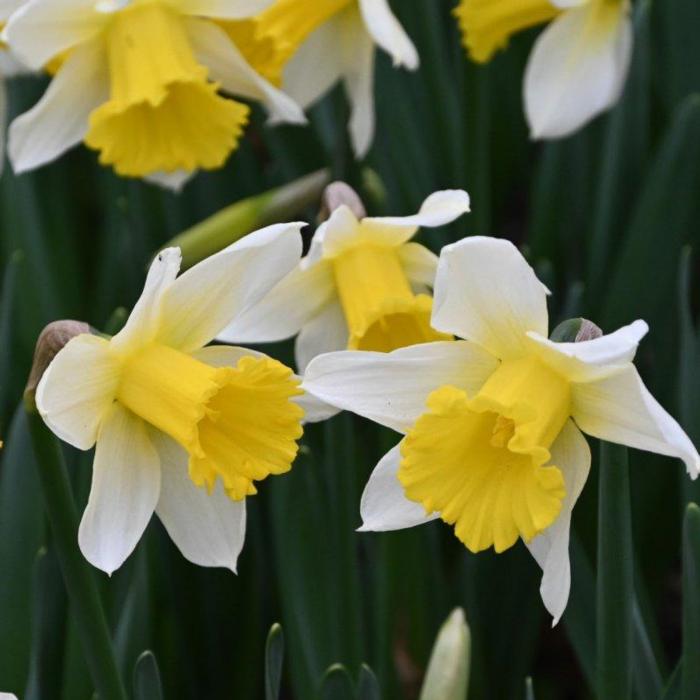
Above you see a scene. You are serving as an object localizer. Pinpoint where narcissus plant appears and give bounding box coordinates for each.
[455,0,633,139]
[303,236,699,622]
[4,0,304,187]
[220,189,470,371]
[35,223,315,575]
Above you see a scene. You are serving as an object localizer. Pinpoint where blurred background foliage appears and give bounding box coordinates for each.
[1,0,700,698]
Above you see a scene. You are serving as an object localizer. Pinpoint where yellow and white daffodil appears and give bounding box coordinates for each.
[3,0,305,188]
[219,190,471,371]
[303,236,699,622]
[36,223,315,575]
[225,0,418,156]
[455,0,633,139]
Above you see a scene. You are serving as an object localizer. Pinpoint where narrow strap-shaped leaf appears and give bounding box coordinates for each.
[525,677,535,700]
[682,504,700,699]
[265,623,285,700]
[662,662,682,700]
[318,664,355,700]
[357,664,381,700]
[133,651,163,700]
[597,442,633,699]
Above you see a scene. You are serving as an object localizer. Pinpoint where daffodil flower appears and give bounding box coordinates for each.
[223,0,418,156]
[3,0,305,187]
[455,0,633,139]
[36,223,315,575]
[219,190,471,371]
[303,236,699,622]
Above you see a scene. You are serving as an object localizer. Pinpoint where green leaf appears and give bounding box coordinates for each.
[265,623,284,700]
[682,503,700,699]
[357,664,381,700]
[597,443,633,699]
[318,664,355,700]
[525,677,535,700]
[133,651,163,700]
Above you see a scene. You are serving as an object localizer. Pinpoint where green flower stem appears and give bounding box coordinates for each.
[597,442,633,700]
[25,407,127,700]
[164,168,329,268]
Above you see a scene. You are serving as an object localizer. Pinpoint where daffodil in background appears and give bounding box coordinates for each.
[223,0,418,156]
[455,0,633,139]
[3,0,305,188]
[35,223,313,575]
[303,236,700,622]
[219,189,471,371]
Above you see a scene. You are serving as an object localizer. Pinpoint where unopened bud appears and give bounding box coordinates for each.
[549,317,603,343]
[24,320,91,412]
[419,608,470,700]
[318,181,366,223]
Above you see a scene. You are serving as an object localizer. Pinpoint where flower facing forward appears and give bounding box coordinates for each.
[303,236,700,621]
[219,190,471,371]
[455,0,633,139]
[3,0,304,187]
[36,223,311,574]
[222,0,418,156]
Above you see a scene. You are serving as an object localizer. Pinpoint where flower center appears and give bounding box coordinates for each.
[218,0,354,85]
[116,344,304,500]
[454,0,560,63]
[399,355,570,553]
[85,2,249,177]
[332,243,450,352]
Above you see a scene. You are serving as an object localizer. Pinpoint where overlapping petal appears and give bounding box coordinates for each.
[295,299,348,372]
[572,364,700,478]
[398,242,439,287]
[157,223,304,353]
[78,405,160,575]
[153,431,246,571]
[302,341,498,433]
[524,0,632,139]
[359,444,440,531]
[36,334,121,450]
[358,0,418,69]
[179,0,273,20]
[526,419,590,624]
[432,236,549,359]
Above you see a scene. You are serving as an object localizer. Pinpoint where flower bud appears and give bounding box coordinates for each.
[549,317,603,343]
[419,607,471,700]
[318,181,366,222]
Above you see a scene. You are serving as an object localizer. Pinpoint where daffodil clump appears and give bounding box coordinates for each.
[4,0,305,187]
[220,189,471,370]
[455,0,633,138]
[35,223,332,574]
[304,235,699,622]
[223,0,419,155]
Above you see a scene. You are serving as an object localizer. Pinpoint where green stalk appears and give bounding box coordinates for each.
[24,408,127,700]
[164,168,329,268]
[682,503,700,699]
[597,442,633,699]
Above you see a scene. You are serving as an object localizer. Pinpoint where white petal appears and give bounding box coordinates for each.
[282,14,344,110]
[153,431,246,571]
[144,169,194,192]
[0,693,18,700]
[361,190,471,246]
[526,320,649,382]
[8,39,108,172]
[316,204,361,258]
[0,81,6,176]
[359,443,439,531]
[526,420,590,624]
[4,0,106,70]
[524,1,633,139]
[185,17,306,125]
[432,236,549,359]
[157,223,304,354]
[111,247,182,353]
[358,0,418,69]
[217,259,335,344]
[78,405,160,575]
[572,364,700,478]
[342,10,376,157]
[36,334,120,450]
[302,340,498,433]
[295,298,348,373]
[398,242,438,287]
